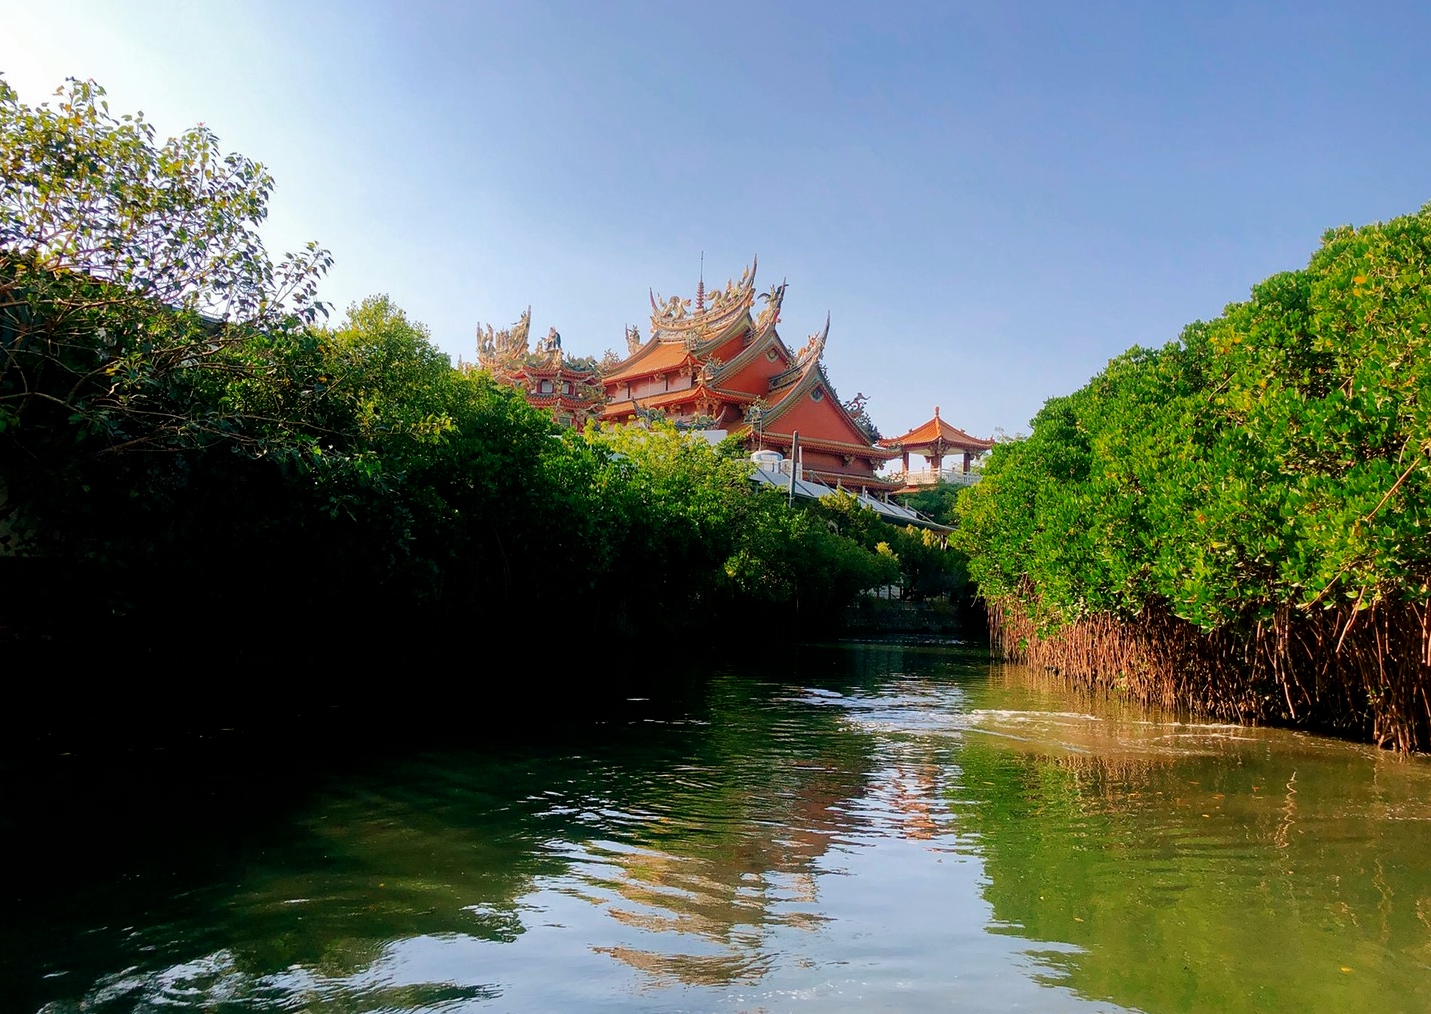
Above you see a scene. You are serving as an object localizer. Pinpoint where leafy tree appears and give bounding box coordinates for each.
[0,73,961,682]
[955,204,1431,748]
[899,483,962,527]
[0,76,332,456]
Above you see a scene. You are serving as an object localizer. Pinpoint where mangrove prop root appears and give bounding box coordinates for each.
[987,597,1431,754]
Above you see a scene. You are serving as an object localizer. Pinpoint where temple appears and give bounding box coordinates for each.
[470,267,992,499]
[880,407,994,490]
[474,308,605,429]
[599,261,897,488]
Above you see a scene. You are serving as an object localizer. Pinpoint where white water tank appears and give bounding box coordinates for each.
[750,450,784,467]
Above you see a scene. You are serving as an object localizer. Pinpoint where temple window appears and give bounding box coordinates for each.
[538,379,553,395]
[811,387,825,401]
[766,348,779,361]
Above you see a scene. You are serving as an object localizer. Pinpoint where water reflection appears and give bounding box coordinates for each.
[950,665,1431,1014]
[538,678,882,990]
[8,645,1431,1013]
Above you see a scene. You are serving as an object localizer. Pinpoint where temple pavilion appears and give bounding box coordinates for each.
[474,308,605,429]
[880,407,994,490]
[599,261,897,489]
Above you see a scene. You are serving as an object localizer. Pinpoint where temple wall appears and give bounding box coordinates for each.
[776,394,870,448]
[620,372,693,400]
[721,349,789,396]
[797,448,877,483]
[712,334,749,364]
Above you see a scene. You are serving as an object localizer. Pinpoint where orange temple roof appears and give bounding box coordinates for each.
[880,406,993,452]
[601,340,694,383]
[596,261,898,487]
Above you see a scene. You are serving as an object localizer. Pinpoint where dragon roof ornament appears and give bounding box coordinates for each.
[707,258,756,309]
[649,257,758,335]
[650,290,691,326]
[768,312,830,391]
[755,280,786,332]
[796,312,830,364]
[476,306,532,371]
[534,326,563,365]
[843,392,881,442]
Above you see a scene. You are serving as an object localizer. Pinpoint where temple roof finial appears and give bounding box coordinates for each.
[695,251,705,311]
[934,405,941,418]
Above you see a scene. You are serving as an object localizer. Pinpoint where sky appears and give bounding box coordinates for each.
[4,0,1429,439]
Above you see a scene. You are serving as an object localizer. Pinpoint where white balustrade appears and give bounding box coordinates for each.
[895,467,981,487]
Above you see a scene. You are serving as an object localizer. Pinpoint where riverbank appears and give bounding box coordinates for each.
[988,597,1430,753]
[842,595,984,638]
[953,206,1431,755]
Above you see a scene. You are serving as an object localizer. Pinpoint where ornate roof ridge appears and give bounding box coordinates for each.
[475,305,533,373]
[705,318,788,385]
[768,312,829,391]
[650,289,754,338]
[704,385,760,403]
[823,371,888,446]
[522,362,600,378]
[649,257,757,334]
[655,306,755,360]
[758,354,830,426]
[758,347,887,452]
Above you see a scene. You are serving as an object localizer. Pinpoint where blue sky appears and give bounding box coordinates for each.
[4,1,1428,439]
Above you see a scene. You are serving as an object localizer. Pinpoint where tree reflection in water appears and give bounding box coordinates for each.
[951,663,1431,1014]
[555,672,881,988]
[9,646,1429,1013]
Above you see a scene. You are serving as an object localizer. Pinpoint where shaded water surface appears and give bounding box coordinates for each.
[4,645,1430,1012]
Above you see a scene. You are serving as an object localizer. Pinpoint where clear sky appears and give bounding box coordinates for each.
[4,1,1429,439]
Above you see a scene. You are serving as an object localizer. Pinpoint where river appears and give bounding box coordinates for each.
[4,643,1429,1012]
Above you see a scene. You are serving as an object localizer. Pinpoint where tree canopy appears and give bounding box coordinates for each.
[1,75,938,675]
[955,204,1431,748]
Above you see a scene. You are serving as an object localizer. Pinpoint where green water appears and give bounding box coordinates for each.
[5,644,1430,1012]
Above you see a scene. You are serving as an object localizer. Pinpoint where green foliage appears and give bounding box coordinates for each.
[900,483,962,526]
[0,76,329,326]
[550,425,901,634]
[811,491,966,601]
[0,76,336,459]
[325,296,458,449]
[0,75,924,666]
[956,204,1431,632]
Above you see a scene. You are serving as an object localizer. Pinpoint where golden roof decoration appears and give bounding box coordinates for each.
[649,258,758,336]
[534,326,563,365]
[755,280,786,332]
[476,306,532,372]
[769,312,830,390]
[650,291,692,325]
